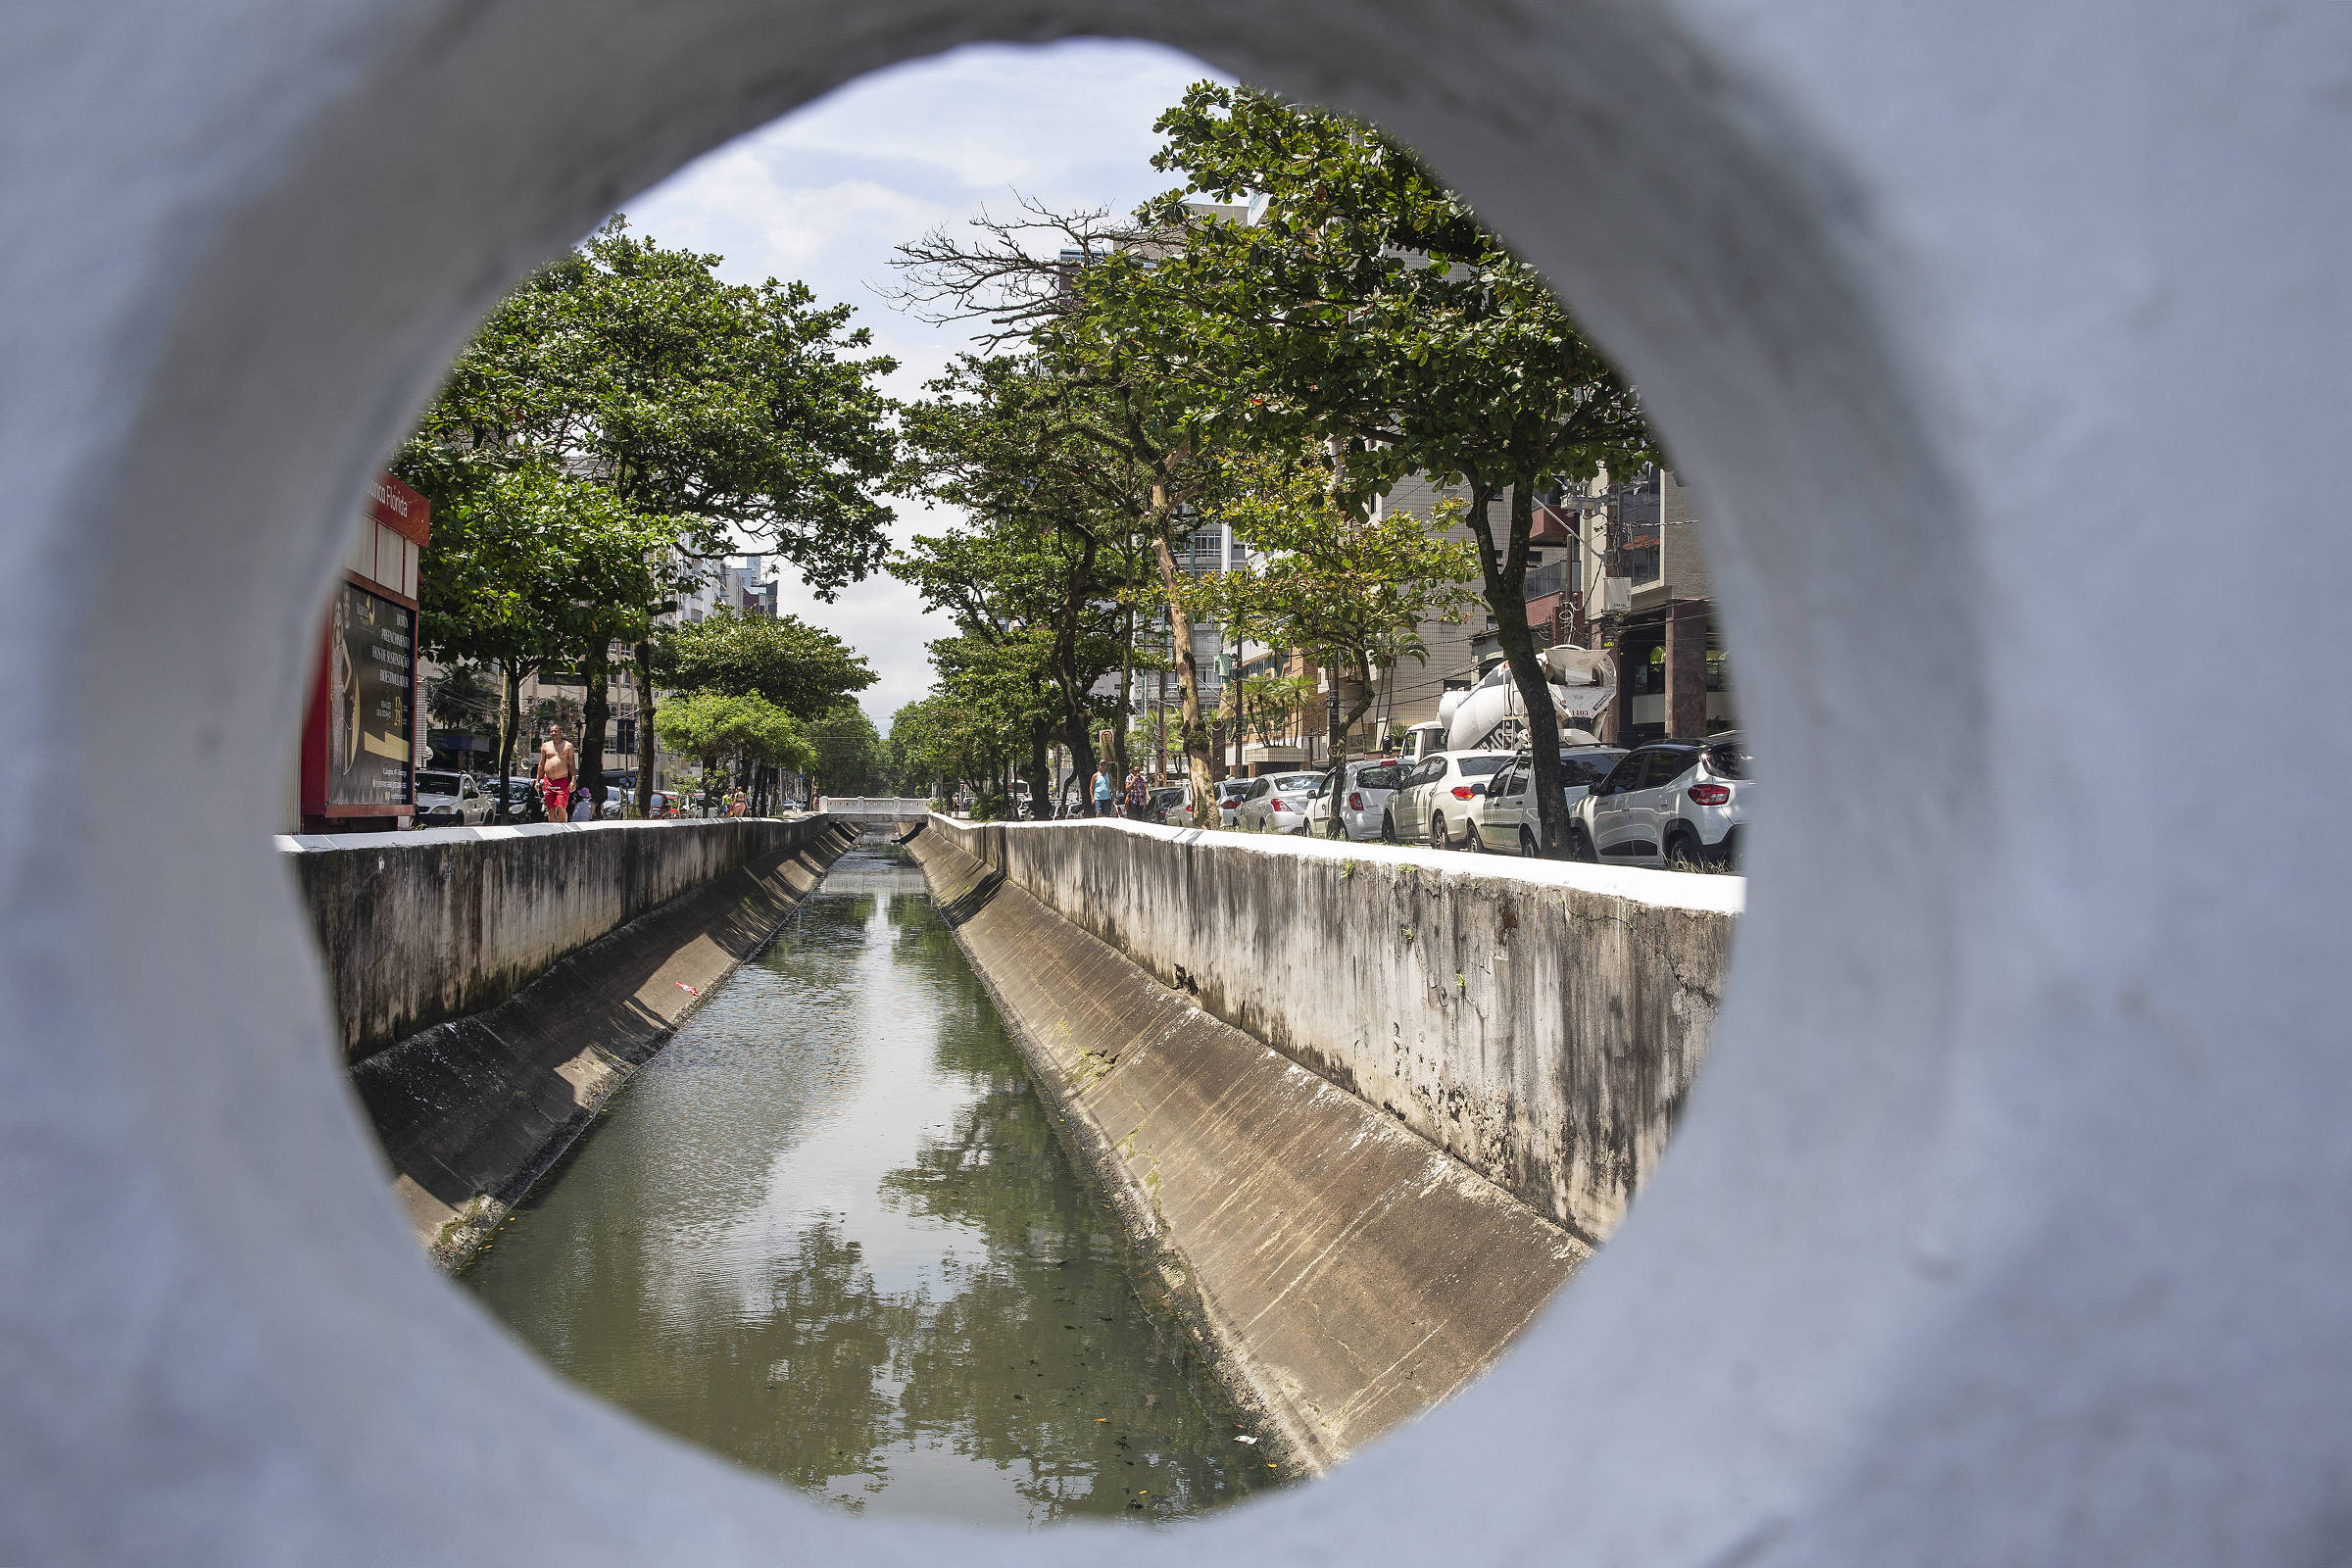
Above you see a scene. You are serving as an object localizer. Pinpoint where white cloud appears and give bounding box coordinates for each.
[758,39,1221,195]
[620,38,1235,736]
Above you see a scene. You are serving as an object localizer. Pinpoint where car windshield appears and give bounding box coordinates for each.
[1705,741,1750,779]
[416,772,461,794]
[1356,764,1401,790]
[1458,757,1508,777]
[1275,774,1323,792]
[1557,751,1625,787]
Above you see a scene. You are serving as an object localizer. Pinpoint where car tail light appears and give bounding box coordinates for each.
[1348,791,1364,810]
[1272,798,1289,811]
[1450,785,1475,800]
[1689,782,1732,806]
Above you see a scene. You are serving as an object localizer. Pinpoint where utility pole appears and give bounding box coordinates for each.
[1594,481,1628,747]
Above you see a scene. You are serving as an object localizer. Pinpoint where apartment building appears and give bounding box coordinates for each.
[1551,468,1733,745]
[1218,465,1735,768]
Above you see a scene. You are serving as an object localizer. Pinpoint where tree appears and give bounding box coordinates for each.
[806,707,889,798]
[889,693,982,801]
[1136,85,1655,853]
[654,690,811,814]
[408,462,676,816]
[660,608,875,720]
[400,217,900,815]
[894,354,1154,813]
[891,210,1231,817]
[925,630,1067,813]
[1171,444,1478,785]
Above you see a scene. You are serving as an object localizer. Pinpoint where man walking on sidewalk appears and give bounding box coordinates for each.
[537,720,577,823]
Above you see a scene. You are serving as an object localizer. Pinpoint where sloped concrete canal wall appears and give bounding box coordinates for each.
[908,823,1588,1472]
[924,815,1738,1245]
[283,818,858,1263]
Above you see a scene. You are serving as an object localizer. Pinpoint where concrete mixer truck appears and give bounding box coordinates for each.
[1419,644,1616,759]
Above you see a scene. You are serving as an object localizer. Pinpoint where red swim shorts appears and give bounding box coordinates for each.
[542,777,572,817]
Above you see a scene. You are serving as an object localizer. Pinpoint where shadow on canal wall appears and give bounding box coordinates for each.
[288,817,858,1267]
[906,820,1597,1474]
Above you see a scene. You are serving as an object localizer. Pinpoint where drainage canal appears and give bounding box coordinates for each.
[462,848,1284,1522]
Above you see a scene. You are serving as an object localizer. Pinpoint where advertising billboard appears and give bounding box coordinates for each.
[323,580,416,808]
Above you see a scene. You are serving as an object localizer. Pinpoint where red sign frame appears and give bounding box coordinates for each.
[298,475,428,831]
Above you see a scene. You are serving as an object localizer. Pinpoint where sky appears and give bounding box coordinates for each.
[620,39,1234,732]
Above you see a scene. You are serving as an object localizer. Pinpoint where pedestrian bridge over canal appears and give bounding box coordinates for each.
[816,796,934,833]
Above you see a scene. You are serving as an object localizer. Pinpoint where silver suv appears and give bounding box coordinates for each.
[1568,734,1751,868]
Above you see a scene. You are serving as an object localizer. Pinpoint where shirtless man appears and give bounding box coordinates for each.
[537,721,577,822]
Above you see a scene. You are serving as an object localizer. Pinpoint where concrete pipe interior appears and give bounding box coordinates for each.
[5,1,2345,1564]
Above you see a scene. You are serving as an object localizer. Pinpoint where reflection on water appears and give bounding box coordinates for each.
[463,850,1281,1523]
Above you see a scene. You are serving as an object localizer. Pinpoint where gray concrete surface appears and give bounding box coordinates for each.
[349,821,857,1265]
[909,823,1589,1471]
[6,1,2348,1564]
[282,816,844,1061]
[929,815,1737,1245]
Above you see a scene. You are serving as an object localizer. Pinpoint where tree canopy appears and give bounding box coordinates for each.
[659,608,876,721]
[398,217,899,814]
[1122,83,1655,849]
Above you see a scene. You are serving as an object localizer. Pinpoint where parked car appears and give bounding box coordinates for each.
[500,776,542,820]
[414,769,491,827]
[1394,751,1513,849]
[1568,733,1752,867]
[1170,777,1252,828]
[1305,758,1406,842]
[1235,771,1326,834]
[1467,746,1627,855]
[1141,785,1188,825]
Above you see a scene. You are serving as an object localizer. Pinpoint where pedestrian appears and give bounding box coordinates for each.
[536,720,577,823]
[1092,765,1114,818]
[1125,766,1148,820]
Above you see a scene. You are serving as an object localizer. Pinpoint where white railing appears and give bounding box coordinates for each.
[818,797,934,817]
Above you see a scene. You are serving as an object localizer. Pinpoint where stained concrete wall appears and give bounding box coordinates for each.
[351,820,858,1266]
[909,824,1587,1469]
[281,817,846,1062]
[928,816,1740,1245]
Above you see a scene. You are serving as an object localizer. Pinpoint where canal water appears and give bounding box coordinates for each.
[462,848,1282,1524]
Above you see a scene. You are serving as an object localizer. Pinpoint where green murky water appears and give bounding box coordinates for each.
[462,848,1282,1524]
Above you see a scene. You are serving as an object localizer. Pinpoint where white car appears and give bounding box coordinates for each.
[1394,751,1513,850]
[1234,771,1326,834]
[1305,758,1406,841]
[1569,734,1752,868]
[414,769,491,827]
[1467,747,1626,855]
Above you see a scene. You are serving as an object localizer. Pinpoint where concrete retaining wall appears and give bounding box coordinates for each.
[341,819,859,1265]
[280,816,846,1063]
[928,815,1739,1245]
[908,825,1586,1470]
